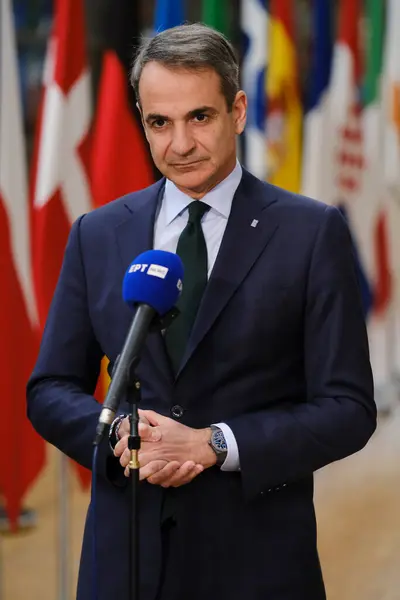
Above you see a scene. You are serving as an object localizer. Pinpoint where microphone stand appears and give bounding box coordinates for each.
[126,362,142,600]
[111,307,179,600]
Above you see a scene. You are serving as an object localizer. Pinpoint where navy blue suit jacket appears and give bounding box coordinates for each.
[27,168,376,600]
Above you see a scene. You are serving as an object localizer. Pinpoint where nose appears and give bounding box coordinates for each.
[170,123,195,156]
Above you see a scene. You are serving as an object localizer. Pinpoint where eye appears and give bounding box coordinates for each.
[152,118,167,128]
[194,113,208,123]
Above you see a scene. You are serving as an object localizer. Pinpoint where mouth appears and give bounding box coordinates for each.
[171,160,205,169]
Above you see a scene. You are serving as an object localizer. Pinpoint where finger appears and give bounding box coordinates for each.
[160,462,195,488]
[119,447,132,469]
[139,460,170,481]
[124,465,130,478]
[162,461,196,487]
[147,461,181,485]
[120,415,149,438]
[115,425,160,459]
[169,463,204,488]
[138,422,162,442]
[114,436,129,457]
[138,409,161,427]
[144,461,181,484]
[117,417,131,438]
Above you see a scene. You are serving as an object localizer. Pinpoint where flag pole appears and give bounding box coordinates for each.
[58,452,70,600]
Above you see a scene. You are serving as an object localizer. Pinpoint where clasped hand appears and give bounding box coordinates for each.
[113,410,216,488]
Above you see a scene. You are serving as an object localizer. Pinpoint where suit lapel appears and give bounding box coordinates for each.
[115,180,164,271]
[177,170,279,377]
[115,179,175,386]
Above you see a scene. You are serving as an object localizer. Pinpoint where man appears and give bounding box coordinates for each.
[27,23,376,600]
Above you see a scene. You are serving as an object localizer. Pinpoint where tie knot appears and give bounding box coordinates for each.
[187,201,210,224]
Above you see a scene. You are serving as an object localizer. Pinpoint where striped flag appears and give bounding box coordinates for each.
[0,0,45,527]
[266,0,302,193]
[325,0,373,317]
[154,0,184,32]
[383,0,400,197]
[382,0,400,380]
[202,0,230,38]
[361,0,394,404]
[30,0,93,488]
[241,0,268,179]
[301,0,332,200]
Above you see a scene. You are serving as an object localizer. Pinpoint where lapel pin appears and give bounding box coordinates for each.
[251,219,259,228]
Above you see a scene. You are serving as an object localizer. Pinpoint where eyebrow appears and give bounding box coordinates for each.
[145,106,218,124]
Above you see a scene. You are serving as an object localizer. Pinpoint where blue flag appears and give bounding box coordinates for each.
[154,0,185,32]
[306,0,332,112]
[301,0,333,199]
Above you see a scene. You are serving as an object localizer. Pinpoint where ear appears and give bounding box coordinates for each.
[233,91,247,135]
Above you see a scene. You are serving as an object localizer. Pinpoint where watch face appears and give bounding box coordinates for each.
[212,429,227,452]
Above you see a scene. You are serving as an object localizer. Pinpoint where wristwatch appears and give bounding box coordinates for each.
[208,425,228,467]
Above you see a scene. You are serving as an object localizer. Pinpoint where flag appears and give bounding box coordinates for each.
[266,0,302,193]
[383,0,400,195]
[0,0,45,527]
[241,0,268,179]
[301,0,332,199]
[30,0,93,488]
[154,0,184,32]
[91,0,154,398]
[381,0,400,382]
[325,0,373,317]
[91,2,154,209]
[202,0,230,38]
[359,0,394,403]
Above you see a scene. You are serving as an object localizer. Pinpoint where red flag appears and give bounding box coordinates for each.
[91,1,154,399]
[0,0,45,527]
[91,0,154,208]
[30,0,93,489]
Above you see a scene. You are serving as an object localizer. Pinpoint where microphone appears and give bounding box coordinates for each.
[93,249,183,445]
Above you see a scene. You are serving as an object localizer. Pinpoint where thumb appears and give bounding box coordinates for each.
[139,409,161,427]
[139,422,162,442]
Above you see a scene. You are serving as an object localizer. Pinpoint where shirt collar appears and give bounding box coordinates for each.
[163,160,242,225]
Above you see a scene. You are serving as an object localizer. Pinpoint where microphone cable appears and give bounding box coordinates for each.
[91,444,99,600]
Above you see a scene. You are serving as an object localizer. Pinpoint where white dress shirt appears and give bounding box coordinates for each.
[153,160,242,471]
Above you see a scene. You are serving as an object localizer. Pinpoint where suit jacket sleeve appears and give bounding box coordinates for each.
[226,205,376,501]
[26,215,125,486]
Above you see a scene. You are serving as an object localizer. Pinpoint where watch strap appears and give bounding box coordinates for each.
[208,425,228,467]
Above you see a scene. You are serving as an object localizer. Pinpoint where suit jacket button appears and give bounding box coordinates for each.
[171,405,184,419]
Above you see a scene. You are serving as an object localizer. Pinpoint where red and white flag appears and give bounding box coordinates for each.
[324,0,373,317]
[382,0,400,382]
[0,0,45,527]
[30,0,93,488]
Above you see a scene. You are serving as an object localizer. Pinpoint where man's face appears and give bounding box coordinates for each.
[138,62,247,198]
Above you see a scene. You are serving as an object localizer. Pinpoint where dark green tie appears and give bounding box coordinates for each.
[166,200,211,373]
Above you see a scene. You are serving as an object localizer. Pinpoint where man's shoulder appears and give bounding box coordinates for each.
[78,179,164,231]
[243,168,329,215]
[241,168,338,233]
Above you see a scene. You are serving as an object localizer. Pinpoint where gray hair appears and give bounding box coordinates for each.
[131,23,240,111]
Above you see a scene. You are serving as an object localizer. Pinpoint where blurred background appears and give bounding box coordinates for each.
[1,0,400,598]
